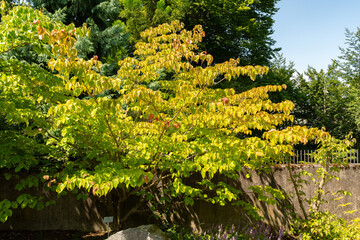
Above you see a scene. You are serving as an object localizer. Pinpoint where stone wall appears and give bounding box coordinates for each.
[1,165,359,232]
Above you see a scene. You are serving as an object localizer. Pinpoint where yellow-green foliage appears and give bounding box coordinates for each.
[293,212,360,240]
[0,2,342,225]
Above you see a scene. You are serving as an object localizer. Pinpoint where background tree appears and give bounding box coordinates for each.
[294,65,357,143]
[266,54,315,129]
[335,27,360,142]
[337,28,360,87]
[29,0,129,76]
[120,0,280,65]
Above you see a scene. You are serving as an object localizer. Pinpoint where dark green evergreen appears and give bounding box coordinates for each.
[29,0,129,76]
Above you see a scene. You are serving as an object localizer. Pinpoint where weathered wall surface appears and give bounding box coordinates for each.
[0,170,154,232]
[1,165,359,232]
[186,164,360,232]
[0,171,108,231]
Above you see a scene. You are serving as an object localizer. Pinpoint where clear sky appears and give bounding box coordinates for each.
[272,0,360,74]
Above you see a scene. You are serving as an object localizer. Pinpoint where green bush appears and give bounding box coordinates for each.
[292,211,360,240]
[165,223,285,240]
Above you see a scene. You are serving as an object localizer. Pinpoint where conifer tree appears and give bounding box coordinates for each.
[30,0,129,76]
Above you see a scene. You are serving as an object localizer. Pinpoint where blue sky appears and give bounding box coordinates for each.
[272,0,360,74]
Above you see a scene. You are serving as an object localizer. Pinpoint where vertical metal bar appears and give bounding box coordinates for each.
[314,150,316,163]
[349,150,351,164]
[344,150,346,163]
[292,150,294,164]
[313,150,316,163]
[296,150,298,164]
[350,149,352,163]
[297,150,299,164]
[348,150,350,163]
[312,150,314,163]
[354,149,356,164]
[306,150,310,163]
[303,150,305,163]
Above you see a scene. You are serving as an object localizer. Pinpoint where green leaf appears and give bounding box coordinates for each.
[184,197,194,206]
[11,202,18,209]
[4,173,12,181]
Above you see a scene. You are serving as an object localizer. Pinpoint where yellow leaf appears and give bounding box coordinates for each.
[256,152,264,157]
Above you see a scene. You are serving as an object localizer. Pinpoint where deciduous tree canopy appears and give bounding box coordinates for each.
[0,2,342,230]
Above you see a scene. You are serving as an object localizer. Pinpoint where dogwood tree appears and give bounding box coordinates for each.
[0,2,334,228]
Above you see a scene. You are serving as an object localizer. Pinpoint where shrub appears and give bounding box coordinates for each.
[166,223,285,240]
[292,211,360,240]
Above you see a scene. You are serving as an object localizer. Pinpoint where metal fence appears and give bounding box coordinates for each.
[288,149,360,164]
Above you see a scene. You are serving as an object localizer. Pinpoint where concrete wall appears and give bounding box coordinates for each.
[1,165,359,232]
[185,164,360,232]
[0,171,152,231]
[0,171,107,231]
